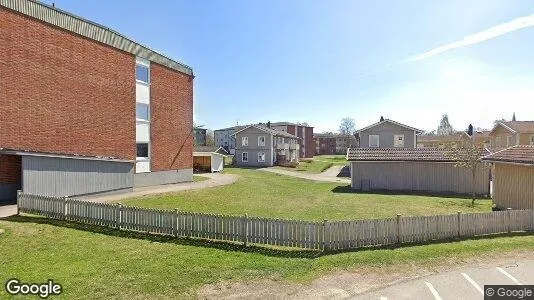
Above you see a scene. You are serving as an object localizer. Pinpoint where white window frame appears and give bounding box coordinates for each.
[136,142,150,160]
[369,135,379,148]
[258,136,266,147]
[135,63,150,85]
[242,136,248,146]
[136,103,150,122]
[257,152,265,162]
[393,134,404,147]
[242,152,248,162]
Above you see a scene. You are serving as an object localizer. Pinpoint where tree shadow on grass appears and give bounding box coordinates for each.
[331,185,491,200]
[3,215,530,259]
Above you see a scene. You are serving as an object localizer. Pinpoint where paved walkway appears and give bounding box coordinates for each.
[0,205,17,218]
[355,260,534,299]
[260,166,351,184]
[81,173,238,203]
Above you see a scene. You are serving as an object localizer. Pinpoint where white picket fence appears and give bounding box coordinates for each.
[17,192,534,251]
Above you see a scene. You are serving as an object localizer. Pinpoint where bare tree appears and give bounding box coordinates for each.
[339,118,356,135]
[205,130,215,146]
[447,138,489,205]
[493,118,506,126]
[437,114,454,135]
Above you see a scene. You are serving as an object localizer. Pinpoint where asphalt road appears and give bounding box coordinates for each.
[356,260,534,300]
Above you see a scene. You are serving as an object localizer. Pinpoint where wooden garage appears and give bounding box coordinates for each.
[193,146,229,173]
[347,148,490,196]
[482,145,534,210]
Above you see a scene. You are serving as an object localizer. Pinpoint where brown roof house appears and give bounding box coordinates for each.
[347,148,490,196]
[417,131,491,149]
[489,121,534,151]
[482,145,534,210]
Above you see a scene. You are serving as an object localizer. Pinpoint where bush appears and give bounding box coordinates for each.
[278,161,298,168]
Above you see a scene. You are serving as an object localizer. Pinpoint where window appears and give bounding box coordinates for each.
[530,135,534,145]
[496,137,502,148]
[136,103,149,121]
[393,134,404,147]
[507,136,514,147]
[369,135,379,147]
[242,136,248,146]
[136,64,149,83]
[242,152,248,162]
[257,152,265,162]
[136,143,149,158]
[258,136,266,146]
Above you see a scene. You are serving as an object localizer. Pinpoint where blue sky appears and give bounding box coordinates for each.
[44,0,534,132]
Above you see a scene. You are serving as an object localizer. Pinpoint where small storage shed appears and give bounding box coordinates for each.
[347,148,490,196]
[482,145,534,210]
[193,146,228,173]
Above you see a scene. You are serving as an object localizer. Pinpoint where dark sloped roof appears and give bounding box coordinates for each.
[346,148,489,162]
[482,145,534,165]
[234,124,300,139]
[270,122,313,128]
[194,146,229,155]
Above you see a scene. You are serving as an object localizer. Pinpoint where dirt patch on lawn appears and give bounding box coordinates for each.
[197,251,534,299]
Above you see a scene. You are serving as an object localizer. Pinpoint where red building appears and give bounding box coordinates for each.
[0,0,193,202]
[270,122,314,158]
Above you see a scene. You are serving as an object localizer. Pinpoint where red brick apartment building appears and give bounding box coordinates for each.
[314,133,358,155]
[0,0,193,203]
[270,122,314,158]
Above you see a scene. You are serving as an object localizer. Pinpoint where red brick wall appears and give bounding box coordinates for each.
[0,7,136,160]
[150,63,193,171]
[0,155,21,184]
[304,127,314,158]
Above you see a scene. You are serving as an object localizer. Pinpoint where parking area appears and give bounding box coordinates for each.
[356,260,533,299]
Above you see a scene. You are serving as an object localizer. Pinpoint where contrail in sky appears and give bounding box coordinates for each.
[408,14,534,61]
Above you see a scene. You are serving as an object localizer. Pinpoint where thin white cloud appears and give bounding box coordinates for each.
[409,14,534,62]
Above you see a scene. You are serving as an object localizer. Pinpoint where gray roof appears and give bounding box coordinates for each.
[270,122,313,128]
[1,0,192,76]
[234,124,300,139]
[0,147,133,162]
[214,125,246,132]
[347,148,489,162]
[194,146,229,155]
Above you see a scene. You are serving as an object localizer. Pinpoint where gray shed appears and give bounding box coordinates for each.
[347,148,490,196]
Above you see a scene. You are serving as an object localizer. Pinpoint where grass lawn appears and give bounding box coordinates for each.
[1,217,533,299]
[193,175,209,182]
[277,160,334,173]
[313,155,348,165]
[123,168,492,221]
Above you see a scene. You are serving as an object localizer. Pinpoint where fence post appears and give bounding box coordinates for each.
[174,209,179,237]
[322,219,329,252]
[242,214,248,246]
[117,203,123,230]
[457,211,461,238]
[16,190,22,215]
[63,196,68,220]
[507,208,512,233]
[396,214,402,245]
